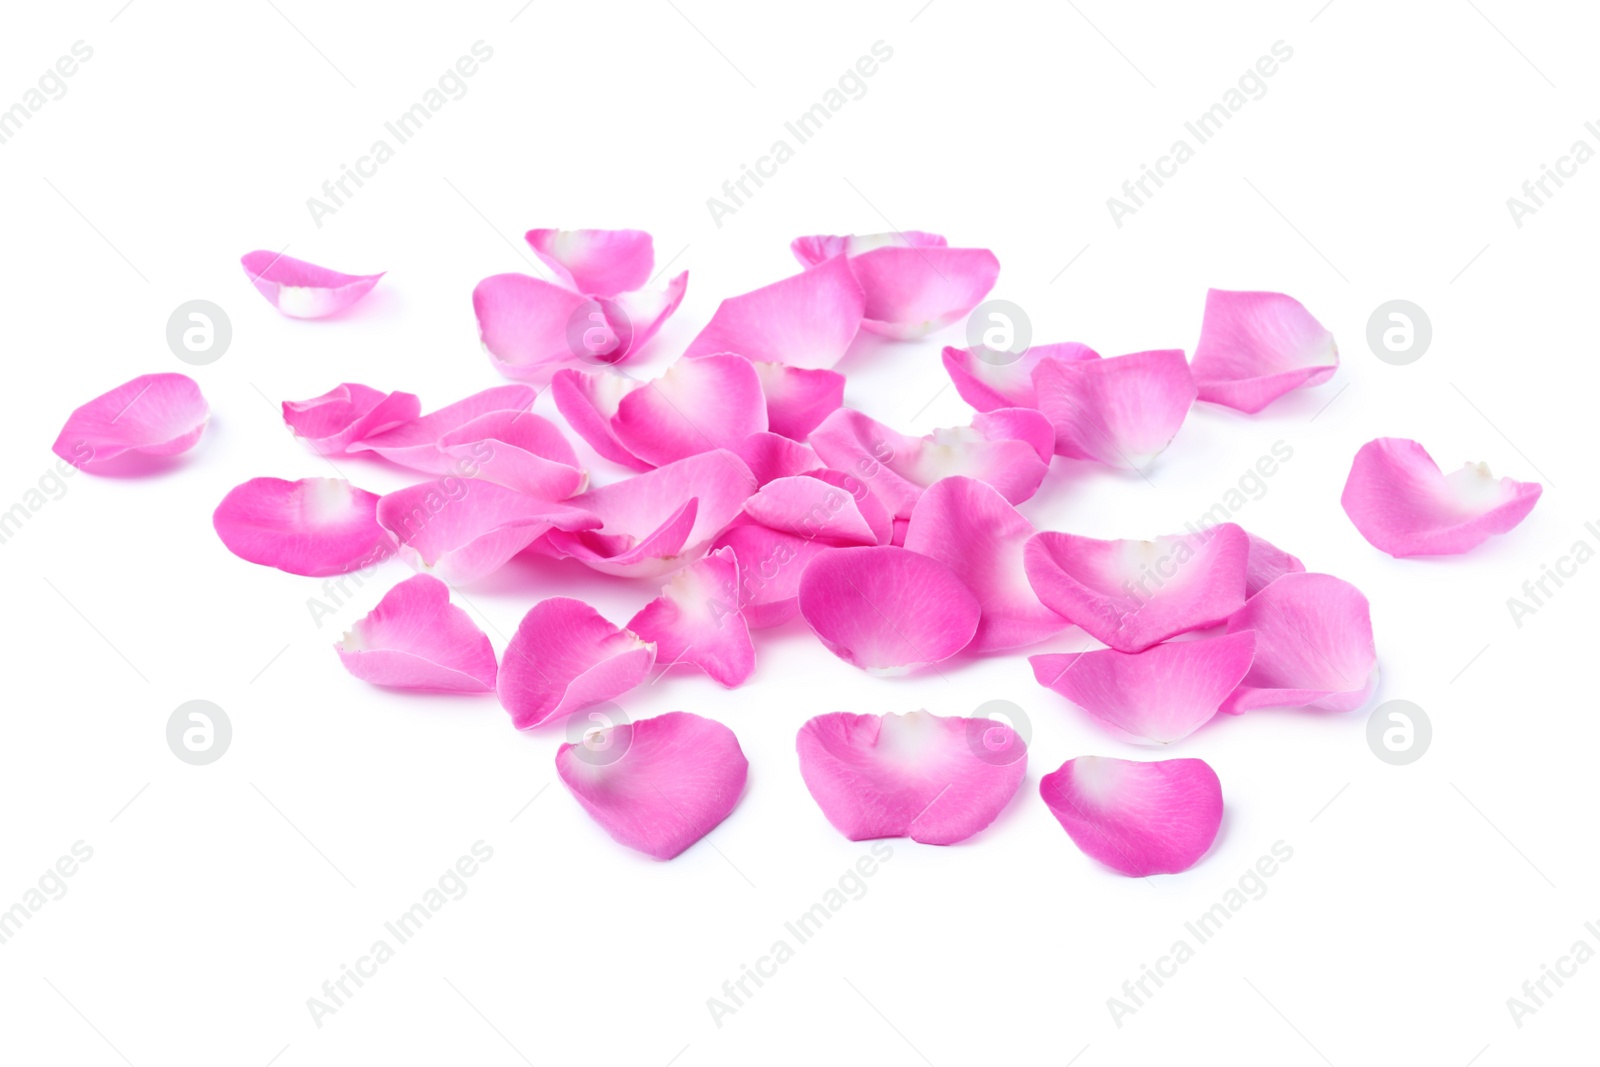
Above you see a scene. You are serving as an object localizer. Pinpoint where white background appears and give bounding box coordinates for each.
[2,1,1595,1064]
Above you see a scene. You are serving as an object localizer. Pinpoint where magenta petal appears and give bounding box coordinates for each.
[549,368,651,470]
[214,477,390,577]
[1039,756,1223,876]
[282,383,421,456]
[1192,289,1338,414]
[847,245,1000,340]
[53,373,208,472]
[1032,348,1195,468]
[557,711,747,859]
[1030,632,1256,745]
[1341,437,1542,557]
[743,474,887,546]
[942,341,1099,412]
[626,548,754,688]
[752,361,845,440]
[348,385,537,474]
[712,523,831,629]
[683,255,864,369]
[1245,531,1305,595]
[472,273,597,383]
[241,251,383,319]
[796,709,1025,844]
[524,228,654,298]
[1024,525,1250,653]
[612,354,768,467]
[798,546,981,674]
[607,270,688,363]
[1223,572,1378,713]
[377,480,599,584]
[498,597,656,729]
[904,477,1067,652]
[438,409,586,500]
[791,231,947,267]
[335,574,496,692]
[736,432,823,485]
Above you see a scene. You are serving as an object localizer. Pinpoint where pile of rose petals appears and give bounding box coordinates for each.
[51,229,1546,873]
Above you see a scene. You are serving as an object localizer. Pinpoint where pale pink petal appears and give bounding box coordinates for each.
[712,524,831,629]
[557,711,747,859]
[1039,756,1223,876]
[612,354,768,467]
[378,480,599,585]
[241,251,383,319]
[214,477,390,577]
[627,548,754,688]
[1024,525,1250,653]
[791,231,947,267]
[472,273,598,383]
[847,246,1000,339]
[437,409,586,500]
[683,255,864,369]
[1032,348,1195,468]
[549,368,650,471]
[53,373,209,470]
[1244,531,1305,595]
[742,474,888,546]
[751,361,845,440]
[736,431,823,485]
[524,228,654,297]
[1340,437,1542,557]
[972,406,1056,464]
[904,477,1067,652]
[1030,632,1257,745]
[606,270,687,360]
[798,545,981,674]
[1192,289,1338,414]
[347,385,537,474]
[498,597,656,729]
[941,342,1098,412]
[281,383,420,456]
[796,709,1025,844]
[335,574,496,692]
[1223,572,1378,713]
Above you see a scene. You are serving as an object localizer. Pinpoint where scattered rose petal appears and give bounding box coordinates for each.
[1222,571,1378,714]
[796,710,1025,844]
[472,273,597,383]
[1192,289,1337,414]
[751,361,845,440]
[1244,531,1305,595]
[437,409,586,500]
[791,231,948,265]
[610,354,768,468]
[378,479,599,584]
[736,432,823,485]
[627,547,754,688]
[712,523,833,629]
[524,227,654,297]
[557,711,747,859]
[498,597,656,729]
[1030,632,1257,744]
[1340,437,1542,557]
[797,545,981,674]
[801,237,999,339]
[335,574,496,692]
[53,372,209,471]
[742,473,890,546]
[683,255,864,369]
[241,251,383,319]
[347,385,536,473]
[1031,348,1195,468]
[281,383,421,456]
[941,341,1099,412]
[214,476,390,577]
[550,368,653,471]
[1039,755,1223,876]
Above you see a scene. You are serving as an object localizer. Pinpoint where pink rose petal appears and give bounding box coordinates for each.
[797,545,981,674]
[941,341,1099,412]
[335,574,496,692]
[712,523,832,629]
[1030,632,1257,744]
[472,273,601,383]
[751,361,845,440]
[1031,348,1195,468]
[1192,289,1338,414]
[347,385,536,474]
[611,354,768,468]
[1223,571,1378,714]
[377,479,599,585]
[627,547,754,688]
[1340,437,1542,557]
[524,227,655,298]
[281,383,421,456]
[214,476,391,577]
[791,231,948,266]
[683,255,865,369]
[53,372,209,471]
[437,409,587,500]
[557,711,747,859]
[241,251,383,319]
[549,368,653,471]
[1244,531,1305,595]
[1040,755,1223,876]
[742,473,889,547]
[796,709,1025,844]
[497,597,656,729]
[1024,525,1250,653]
[842,245,1000,340]
[735,432,824,485]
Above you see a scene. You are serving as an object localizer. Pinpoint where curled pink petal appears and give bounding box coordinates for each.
[736,431,823,485]
[498,597,655,729]
[438,409,586,500]
[335,574,496,692]
[549,368,651,471]
[1030,632,1257,745]
[281,383,420,456]
[904,477,1067,652]
[1040,756,1223,876]
[713,523,831,629]
[751,361,845,440]
[797,545,980,674]
[1245,531,1305,595]
[1192,289,1337,414]
[472,273,598,383]
[53,373,209,470]
[524,228,654,298]
[791,231,947,266]
[557,711,747,859]
[241,251,383,319]
[942,341,1098,412]
[347,385,536,473]
[214,477,390,577]
[1032,348,1195,468]
[1024,525,1250,653]
[847,245,1000,339]
[627,547,754,688]
[743,474,888,546]
[378,480,599,584]
[1340,437,1542,557]
[683,255,864,369]
[612,354,767,467]
[607,270,688,361]
[796,709,1025,845]
[1223,571,1378,713]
